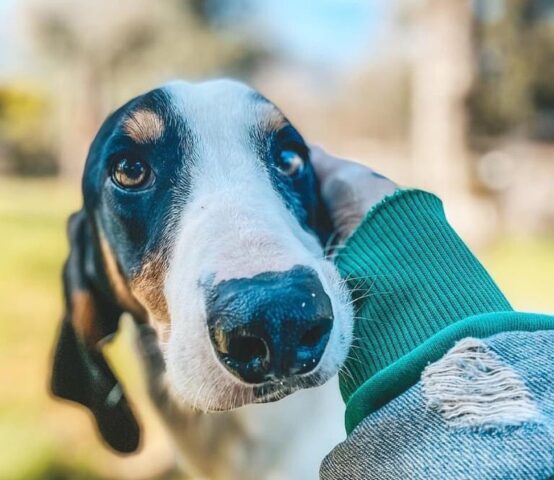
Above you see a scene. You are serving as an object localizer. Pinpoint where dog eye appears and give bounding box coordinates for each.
[277,150,305,177]
[112,157,152,189]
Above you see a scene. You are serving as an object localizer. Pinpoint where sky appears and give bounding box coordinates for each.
[0,0,18,73]
[251,0,386,66]
[0,0,386,74]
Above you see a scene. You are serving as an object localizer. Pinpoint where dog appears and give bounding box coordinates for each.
[50,79,353,479]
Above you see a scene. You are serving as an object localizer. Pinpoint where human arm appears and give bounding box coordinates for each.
[312,147,554,479]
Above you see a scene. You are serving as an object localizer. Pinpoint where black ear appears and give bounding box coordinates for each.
[50,211,141,454]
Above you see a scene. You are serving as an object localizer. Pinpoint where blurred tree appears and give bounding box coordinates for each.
[26,0,268,177]
[408,0,474,195]
[188,0,252,25]
[0,83,57,176]
[526,2,554,140]
[469,0,554,141]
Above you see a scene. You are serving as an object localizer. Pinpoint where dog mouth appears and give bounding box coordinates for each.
[251,373,326,403]
[200,372,327,411]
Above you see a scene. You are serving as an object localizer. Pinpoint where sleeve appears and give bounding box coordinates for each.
[323,189,554,479]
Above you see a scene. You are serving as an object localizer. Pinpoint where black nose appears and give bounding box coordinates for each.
[207,266,333,384]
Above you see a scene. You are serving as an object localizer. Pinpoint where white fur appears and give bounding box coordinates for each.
[136,80,353,478]
[136,321,345,480]
[158,80,352,411]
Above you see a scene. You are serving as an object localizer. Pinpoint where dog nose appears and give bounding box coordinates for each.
[207,266,333,384]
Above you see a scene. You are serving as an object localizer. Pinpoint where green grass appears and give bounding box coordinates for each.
[0,178,178,480]
[480,236,554,313]
[0,178,99,479]
[0,177,552,478]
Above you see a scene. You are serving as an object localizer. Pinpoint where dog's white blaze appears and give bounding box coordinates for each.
[160,80,352,411]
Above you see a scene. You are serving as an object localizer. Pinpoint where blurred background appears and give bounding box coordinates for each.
[1,0,553,478]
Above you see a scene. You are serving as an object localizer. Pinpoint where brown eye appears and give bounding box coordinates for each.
[112,157,151,189]
[278,150,305,177]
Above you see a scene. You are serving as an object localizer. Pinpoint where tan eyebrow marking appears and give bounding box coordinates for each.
[122,109,165,144]
[256,103,288,132]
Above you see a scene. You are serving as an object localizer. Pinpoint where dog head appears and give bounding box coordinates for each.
[51,79,353,452]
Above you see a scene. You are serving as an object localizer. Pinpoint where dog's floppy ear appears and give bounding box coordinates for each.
[50,210,141,454]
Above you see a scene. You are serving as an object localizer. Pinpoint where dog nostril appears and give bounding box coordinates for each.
[228,335,268,364]
[299,317,333,348]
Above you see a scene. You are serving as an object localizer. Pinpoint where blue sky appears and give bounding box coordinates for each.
[0,0,385,72]
[0,0,18,73]
[252,0,385,65]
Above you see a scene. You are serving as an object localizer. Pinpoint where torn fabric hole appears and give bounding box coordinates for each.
[422,338,538,428]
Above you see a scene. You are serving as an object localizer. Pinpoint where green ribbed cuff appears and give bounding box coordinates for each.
[335,189,512,405]
[343,311,554,433]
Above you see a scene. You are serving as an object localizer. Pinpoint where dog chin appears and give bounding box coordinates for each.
[168,368,334,412]
[206,370,334,412]
[251,372,330,404]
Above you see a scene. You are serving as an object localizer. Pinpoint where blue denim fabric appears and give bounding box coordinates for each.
[321,330,554,480]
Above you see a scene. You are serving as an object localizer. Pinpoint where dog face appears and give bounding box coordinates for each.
[51,80,353,451]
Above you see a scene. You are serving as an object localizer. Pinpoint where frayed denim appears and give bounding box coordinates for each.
[321,330,554,480]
